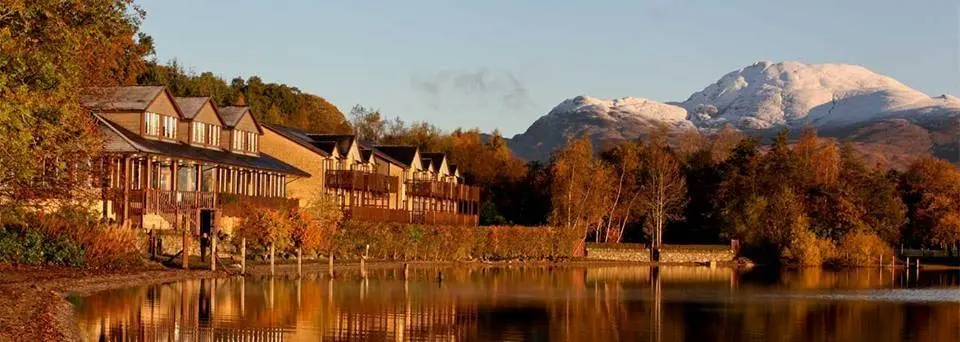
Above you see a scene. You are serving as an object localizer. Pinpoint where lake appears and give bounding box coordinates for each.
[71,266,960,341]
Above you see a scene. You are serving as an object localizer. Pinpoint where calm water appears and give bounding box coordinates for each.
[71,266,960,342]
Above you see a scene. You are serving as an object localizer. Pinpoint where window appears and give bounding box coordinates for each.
[144,112,160,136]
[177,165,196,191]
[209,126,220,146]
[162,115,177,139]
[192,122,206,144]
[232,131,244,151]
[246,131,258,152]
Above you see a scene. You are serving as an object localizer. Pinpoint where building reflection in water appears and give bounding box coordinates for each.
[72,266,960,341]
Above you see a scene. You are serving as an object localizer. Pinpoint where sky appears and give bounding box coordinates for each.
[138,0,959,136]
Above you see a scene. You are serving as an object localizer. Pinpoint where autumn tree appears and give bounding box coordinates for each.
[234,208,291,266]
[349,105,385,142]
[901,156,960,249]
[0,0,151,209]
[550,137,614,251]
[635,128,687,252]
[599,142,641,242]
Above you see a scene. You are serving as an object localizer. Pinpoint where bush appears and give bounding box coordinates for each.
[0,205,141,269]
[332,221,577,261]
[780,228,836,266]
[835,231,893,266]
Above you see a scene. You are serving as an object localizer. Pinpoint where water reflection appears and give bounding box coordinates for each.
[72,267,960,341]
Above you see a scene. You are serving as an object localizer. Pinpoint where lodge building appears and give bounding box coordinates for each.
[85,86,479,236]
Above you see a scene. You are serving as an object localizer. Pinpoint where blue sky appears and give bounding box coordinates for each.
[139,0,959,136]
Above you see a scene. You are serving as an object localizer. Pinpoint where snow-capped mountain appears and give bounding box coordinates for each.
[509,61,960,164]
[683,61,960,129]
[508,96,695,161]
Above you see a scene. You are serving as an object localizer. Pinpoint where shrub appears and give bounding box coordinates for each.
[780,228,836,266]
[333,221,575,261]
[0,205,141,269]
[835,231,893,266]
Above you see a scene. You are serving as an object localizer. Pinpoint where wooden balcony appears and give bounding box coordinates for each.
[326,170,399,194]
[405,180,480,202]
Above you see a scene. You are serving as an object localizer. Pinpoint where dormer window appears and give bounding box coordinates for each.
[192,122,221,147]
[192,122,206,144]
[144,112,177,139]
[232,130,258,153]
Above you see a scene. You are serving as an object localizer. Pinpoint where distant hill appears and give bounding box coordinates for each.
[508,61,960,167]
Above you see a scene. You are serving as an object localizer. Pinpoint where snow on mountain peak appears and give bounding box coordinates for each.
[682,61,936,129]
[548,95,690,124]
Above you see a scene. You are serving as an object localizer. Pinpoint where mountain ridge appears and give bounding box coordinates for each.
[508,61,960,165]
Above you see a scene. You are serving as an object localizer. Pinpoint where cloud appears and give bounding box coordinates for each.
[411,68,533,111]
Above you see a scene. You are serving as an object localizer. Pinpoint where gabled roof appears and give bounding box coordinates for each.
[173,97,207,119]
[359,147,373,163]
[219,106,263,133]
[420,157,435,172]
[374,145,419,168]
[96,114,308,177]
[81,86,185,118]
[420,152,447,173]
[307,134,355,157]
[81,86,166,112]
[263,124,332,157]
[357,142,406,167]
[449,164,460,177]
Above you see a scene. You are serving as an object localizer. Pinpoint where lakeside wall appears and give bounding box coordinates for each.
[586,243,736,263]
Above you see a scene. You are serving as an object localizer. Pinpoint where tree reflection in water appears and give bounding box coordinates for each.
[71,266,960,341]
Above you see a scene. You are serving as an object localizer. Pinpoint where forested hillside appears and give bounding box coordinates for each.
[137,61,351,133]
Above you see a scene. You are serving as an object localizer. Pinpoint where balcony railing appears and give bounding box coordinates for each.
[326,170,399,194]
[405,180,480,201]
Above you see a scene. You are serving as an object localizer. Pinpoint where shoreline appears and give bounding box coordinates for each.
[3,258,957,341]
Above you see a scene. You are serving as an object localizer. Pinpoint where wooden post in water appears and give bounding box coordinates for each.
[240,238,246,276]
[270,242,275,276]
[211,234,217,271]
[879,255,883,268]
[360,257,367,279]
[182,227,189,270]
[403,263,410,280]
[328,254,334,279]
[297,247,302,278]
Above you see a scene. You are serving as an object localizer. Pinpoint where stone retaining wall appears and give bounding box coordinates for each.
[586,243,735,263]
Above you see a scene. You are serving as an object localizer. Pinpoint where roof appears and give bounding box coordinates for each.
[263,124,331,157]
[420,157,434,172]
[359,149,373,163]
[420,152,447,172]
[81,86,167,112]
[307,134,355,156]
[374,145,419,168]
[174,97,228,126]
[218,106,247,127]
[449,164,459,176]
[96,114,309,177]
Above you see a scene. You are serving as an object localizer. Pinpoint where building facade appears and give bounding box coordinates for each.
[84,86,306,236]
[261,126,480,226]
[85,85,480,231]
